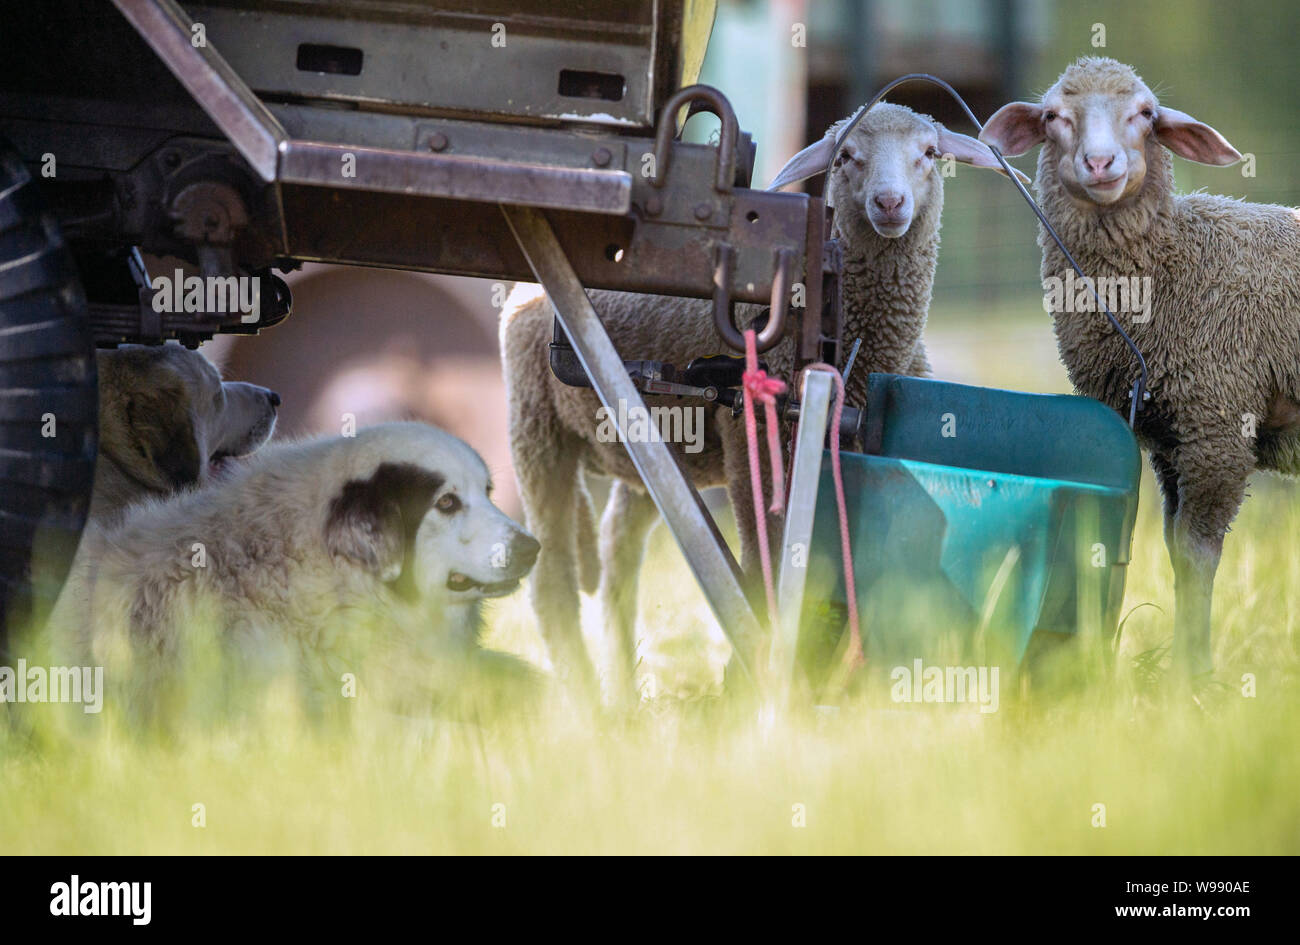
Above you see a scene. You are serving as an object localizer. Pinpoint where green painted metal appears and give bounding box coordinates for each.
[800,374,1140,683]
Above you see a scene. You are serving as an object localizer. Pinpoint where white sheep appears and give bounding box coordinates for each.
[501,103,1017,697]
[981,57,1300,677]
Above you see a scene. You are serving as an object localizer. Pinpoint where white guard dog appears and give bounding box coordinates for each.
[53,422,540,720]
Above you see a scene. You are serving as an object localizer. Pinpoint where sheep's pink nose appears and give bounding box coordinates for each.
[1084,152,1116,176]
[874,191,905,213]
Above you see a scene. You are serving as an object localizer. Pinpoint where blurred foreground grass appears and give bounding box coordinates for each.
[2,304,1298,854]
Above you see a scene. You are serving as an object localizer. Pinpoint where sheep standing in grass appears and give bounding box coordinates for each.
[981,57,1300,676]
[501,104,1018,698]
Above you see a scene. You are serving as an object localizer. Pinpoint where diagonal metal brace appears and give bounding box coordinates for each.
[772,368,834,696]
[112,0,286,181]
[500,204,763,681]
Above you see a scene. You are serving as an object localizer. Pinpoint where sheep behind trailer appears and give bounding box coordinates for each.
[0,0,843,675]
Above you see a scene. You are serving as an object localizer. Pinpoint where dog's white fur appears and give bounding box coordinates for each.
[91,344,280,524]
[52,422,540,719]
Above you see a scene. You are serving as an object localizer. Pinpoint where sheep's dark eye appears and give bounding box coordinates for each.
[1044,111,1058,122]
[1141,107,1155,119]
[435,493,461,514]
[925,146,938,159]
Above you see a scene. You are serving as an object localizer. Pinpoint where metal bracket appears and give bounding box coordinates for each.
[712,245,792,353]
[279,140,632,214]
[652,85,740,193]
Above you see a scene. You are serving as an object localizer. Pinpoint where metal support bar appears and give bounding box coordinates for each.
[501,204,763,679]
[112,0,286,182]
[280,141,632,213]
[773,369,834,690]
[798,200,827,371]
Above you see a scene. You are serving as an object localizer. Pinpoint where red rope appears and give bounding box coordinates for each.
[741,329,786,630]
[741,334,862,676]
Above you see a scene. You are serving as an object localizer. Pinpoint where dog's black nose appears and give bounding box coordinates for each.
[266,390,281,408]
[511,533,540,569]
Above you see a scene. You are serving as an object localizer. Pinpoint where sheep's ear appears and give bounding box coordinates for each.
[766,134,838,190]
[1154,107,1242,166]
[979,102,1045,157]
[936,126,1033,186]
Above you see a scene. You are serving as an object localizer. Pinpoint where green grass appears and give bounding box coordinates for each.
[3,308,1298,854]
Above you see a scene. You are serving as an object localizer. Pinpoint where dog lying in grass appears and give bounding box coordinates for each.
[51,422,541,723]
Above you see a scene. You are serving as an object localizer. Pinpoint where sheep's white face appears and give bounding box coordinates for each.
[820,105,1025,239]
[1038,87,1157,205]
[981,59,1242,208]
[768,102,1026,238]
[832,121,941,238]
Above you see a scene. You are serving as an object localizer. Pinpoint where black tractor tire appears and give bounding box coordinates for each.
[0,138,98,653]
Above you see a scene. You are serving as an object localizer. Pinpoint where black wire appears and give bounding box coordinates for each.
[828,73,1150,426]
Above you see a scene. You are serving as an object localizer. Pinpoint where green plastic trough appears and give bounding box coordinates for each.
[799,374,1141,684]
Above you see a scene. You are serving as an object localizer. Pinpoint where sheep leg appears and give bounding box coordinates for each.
[1149,452,1181,547]
[720,415,782,590]
[1165,456,1249,679]
[1167,526,1221,679]
[597,480,659,699]
[574,469,601,594]
[720,410,788,679]
[513,430,599,699]
[724,434,760,579]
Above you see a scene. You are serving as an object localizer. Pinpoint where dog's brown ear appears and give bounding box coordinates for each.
[325,462,444,593]
[126,388,202,489]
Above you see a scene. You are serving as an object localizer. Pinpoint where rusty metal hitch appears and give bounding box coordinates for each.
[652,84,740,193]
[712,245,793,353]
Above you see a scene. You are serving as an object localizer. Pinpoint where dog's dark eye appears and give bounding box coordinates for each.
[434,493,461,514]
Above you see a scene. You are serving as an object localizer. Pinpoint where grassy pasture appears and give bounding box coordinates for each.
[2,305,1297,855]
